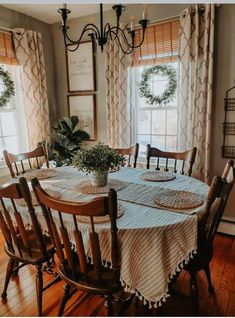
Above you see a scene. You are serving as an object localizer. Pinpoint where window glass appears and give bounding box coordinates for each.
[132,62,178,159]
[0,64,28,162]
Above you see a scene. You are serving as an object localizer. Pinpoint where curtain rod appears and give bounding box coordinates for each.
[0,26,21,34]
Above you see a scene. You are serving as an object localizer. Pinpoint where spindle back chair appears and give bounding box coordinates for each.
[3,145,49,178]
[0,177,57,316]
[31,177,122,316]
[115,143,139,168]
[146,144,197,176]
[184,160,234,314]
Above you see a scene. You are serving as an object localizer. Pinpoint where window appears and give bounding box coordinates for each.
[0,32,28,164]
[130,20,179,159]
[0,64,28,162]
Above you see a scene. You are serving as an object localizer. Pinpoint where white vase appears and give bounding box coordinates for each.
[90,171,108,187]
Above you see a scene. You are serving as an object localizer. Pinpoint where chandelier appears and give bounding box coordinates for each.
[58,3,150,54]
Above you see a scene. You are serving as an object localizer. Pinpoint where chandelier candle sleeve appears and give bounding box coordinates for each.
[58,3,150,54]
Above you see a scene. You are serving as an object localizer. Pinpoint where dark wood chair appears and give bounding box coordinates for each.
[0,177,58,316]
[183,160,234,313]
[3,145,49,178]
[31,177,123,316]
[146,144,197,176]
[115,143,139,168]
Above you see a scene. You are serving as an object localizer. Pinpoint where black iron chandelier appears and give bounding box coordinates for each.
[58,3,150,54]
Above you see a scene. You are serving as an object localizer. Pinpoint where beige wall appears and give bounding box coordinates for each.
[0,5,57,125]
[211,4,235,219]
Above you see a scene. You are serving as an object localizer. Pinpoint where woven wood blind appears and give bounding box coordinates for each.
[0,32,18,65]
[131,19,180,66]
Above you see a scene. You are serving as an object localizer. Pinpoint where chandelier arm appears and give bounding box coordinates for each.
[63,24,100,46]
[108,26,133,48]
[108,29,134,54]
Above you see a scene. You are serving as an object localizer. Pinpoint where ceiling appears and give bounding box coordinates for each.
[1,3,114,24]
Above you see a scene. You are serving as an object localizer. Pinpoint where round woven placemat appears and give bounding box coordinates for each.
[76,179,126,194]
[154,189,203,210]
[24,168,58,180]
[16,188,61,207]
[140,171,176,182]
[77,203,124,224]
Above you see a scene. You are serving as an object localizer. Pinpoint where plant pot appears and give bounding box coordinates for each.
[90,171,108,187]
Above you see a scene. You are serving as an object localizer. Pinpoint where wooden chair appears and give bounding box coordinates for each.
[0,177,58,316]
[31,177,123,316]
[3,145,49,178]
[146,144,197,176]
[183,160,234,313]
[115,143,139,168]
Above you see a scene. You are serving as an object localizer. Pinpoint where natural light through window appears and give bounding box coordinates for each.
[131,62,178,158]
[0,64,27,162]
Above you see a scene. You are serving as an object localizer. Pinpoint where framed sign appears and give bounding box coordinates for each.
[66,41,96,92]
[68,94,97,141]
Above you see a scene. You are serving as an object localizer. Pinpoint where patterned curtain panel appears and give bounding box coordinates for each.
[105,38,133,148]
[13,29,50,149]
[177,4,215,183]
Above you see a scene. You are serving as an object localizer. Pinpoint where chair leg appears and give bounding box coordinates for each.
[1,258,15,299]
[11,260,19,276]
[190,271,199,316]
[35,265,43,317]
[204,264,214,294]
[104,294,114,316]
[58,284,71,317]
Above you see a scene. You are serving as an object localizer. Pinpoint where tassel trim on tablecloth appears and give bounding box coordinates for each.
[120,248,198,309]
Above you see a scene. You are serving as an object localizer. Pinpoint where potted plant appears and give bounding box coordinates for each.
[39,116,90,166]
[73,143,126,186]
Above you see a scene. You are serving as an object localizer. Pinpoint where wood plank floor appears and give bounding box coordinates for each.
[0,232,235,317]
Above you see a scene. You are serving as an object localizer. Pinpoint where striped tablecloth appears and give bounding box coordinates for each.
[7,166,209,308]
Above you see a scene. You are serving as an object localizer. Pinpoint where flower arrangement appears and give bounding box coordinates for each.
[73,143,126,174]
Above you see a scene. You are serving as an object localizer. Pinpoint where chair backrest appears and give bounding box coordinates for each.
[0,177,49,260]
[201,160,234,251]
[115,143,139,168]
[146,144,197,176]
[3,146,49,178]
[31,178,120,283]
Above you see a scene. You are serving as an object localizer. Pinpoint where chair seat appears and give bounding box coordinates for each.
[58,262,122,295]
[5,230,55,264]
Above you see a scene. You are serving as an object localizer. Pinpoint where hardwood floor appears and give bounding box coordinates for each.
[0,232,235,316]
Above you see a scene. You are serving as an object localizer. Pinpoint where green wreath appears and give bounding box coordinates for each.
[137,64,177,106]
[0,66,15,108]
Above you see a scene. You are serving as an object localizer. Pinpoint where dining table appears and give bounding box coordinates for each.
[6,166,209,309]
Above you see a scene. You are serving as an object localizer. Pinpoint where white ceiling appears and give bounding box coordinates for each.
[1,3,114,24]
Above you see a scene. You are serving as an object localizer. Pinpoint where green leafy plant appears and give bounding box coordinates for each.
[51,116,90,164]
[73,142,126,174]
[0,66,15,108]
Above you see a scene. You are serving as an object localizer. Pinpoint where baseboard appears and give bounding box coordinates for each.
[218,218,235,236]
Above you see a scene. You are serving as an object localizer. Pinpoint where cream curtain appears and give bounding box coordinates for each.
[105,37,133,148]
[177,4,215,183]
[13,29,50,150]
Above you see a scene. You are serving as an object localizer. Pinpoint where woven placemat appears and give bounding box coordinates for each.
[75,179,127,194]
[77,203,124,224]
[140,171,176,182]
[24,168,58,180]
[16,188,61,207]
[154,189,203,210]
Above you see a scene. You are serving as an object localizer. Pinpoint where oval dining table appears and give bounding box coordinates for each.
[7,166,209,309]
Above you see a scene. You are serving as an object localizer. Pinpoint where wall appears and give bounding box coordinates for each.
[211,4,235,220]
[0,5,57,125]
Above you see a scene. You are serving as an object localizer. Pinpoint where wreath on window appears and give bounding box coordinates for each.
[0,66,15,108]
[137,64,177,106]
